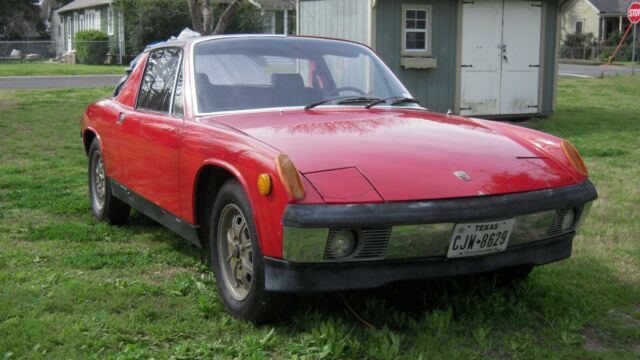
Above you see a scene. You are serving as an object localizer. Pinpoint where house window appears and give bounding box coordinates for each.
[401,5,432,56]
[107,7,114,35]
[575,20,584,35]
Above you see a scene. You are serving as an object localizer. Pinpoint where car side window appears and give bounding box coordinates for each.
[172,67,184,117]
[137,48,182,113]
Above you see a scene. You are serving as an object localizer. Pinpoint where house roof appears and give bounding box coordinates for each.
[55,0,112,14]
[587,0,634,14]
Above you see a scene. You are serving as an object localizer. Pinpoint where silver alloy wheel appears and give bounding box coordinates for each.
[217,204,253,301]
[92,153,106,210]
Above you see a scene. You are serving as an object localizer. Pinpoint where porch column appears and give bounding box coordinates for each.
[601,16,605,40]
[619,16,623,33]
[283,8,288,34]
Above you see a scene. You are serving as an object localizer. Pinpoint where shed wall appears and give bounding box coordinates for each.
[298,0,371,45]
[375,0,458,113]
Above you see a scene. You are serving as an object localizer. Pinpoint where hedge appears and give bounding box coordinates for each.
[75,30,109,65]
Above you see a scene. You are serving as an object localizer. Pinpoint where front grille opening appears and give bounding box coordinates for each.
[547,208,579,236]
[324,227,391,260]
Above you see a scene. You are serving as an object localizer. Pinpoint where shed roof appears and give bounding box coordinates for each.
[587,0,633,14]
[56,0,112,14]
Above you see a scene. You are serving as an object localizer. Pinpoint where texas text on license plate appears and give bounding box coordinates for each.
[446,219,516,258]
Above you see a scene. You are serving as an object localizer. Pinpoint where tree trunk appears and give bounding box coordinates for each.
[213,0,243,34]
[201,0,212,34]
[186,0,204,34]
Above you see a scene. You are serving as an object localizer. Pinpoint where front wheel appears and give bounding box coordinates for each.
[88,139,130,225]
[209,180,293,323]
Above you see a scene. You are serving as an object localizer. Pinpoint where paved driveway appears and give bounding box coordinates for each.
[0,74,122,89]
[559,63,637,78]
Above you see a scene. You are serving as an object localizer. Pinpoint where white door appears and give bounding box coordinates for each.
[500,0,542,114]
[459,0,542,116]
[460,0,503,116]
[66,18,72,51]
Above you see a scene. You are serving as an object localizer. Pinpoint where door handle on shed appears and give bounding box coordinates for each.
[117,113,126,124]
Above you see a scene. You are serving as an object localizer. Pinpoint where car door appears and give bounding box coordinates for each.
[117,47,184,217]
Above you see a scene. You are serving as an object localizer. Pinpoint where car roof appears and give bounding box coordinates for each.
[144,34,366,53]
[145,34,288,52]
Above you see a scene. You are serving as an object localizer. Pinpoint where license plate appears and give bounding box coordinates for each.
[446,219,515,258]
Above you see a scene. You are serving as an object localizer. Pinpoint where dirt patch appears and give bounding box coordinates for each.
[583,326,607,352]
[0,94,17,111]
[142,266,192,285]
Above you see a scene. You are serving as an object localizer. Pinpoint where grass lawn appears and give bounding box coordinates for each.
[1,78,639,359]
[0,63,126,77]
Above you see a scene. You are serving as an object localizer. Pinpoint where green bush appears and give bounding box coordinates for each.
[75,30,109,65]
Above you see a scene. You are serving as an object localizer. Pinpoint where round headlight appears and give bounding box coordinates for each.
[328,229,358,258]
[561,209,576,232]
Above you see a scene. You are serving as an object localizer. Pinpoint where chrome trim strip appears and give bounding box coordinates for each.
[282,206,587,263]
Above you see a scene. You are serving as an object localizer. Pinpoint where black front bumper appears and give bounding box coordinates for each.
[265,233,574,292]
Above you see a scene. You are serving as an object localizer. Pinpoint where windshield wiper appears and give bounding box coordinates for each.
[364,97,420,109]
[304,96,380,110]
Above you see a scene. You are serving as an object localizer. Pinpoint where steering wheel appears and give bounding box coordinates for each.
[325,86,366,98]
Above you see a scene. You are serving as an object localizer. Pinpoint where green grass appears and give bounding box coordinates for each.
[0,78,639,359]
[0,63,126,76]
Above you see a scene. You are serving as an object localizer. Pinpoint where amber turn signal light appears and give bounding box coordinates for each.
[561,140,588,177]
[275,154,305,200]
[257,173,272,196]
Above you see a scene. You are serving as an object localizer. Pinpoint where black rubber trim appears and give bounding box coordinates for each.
[283,181,597,228]
[110,179,202,247]
[264,234,573,292]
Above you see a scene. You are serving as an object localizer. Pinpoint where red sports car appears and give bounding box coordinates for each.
[81,35,596,323]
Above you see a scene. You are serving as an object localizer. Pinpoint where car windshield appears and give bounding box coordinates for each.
[193,37,414,113]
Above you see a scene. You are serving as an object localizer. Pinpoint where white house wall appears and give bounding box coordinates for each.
[560,0,600,40]
[298,0,371,45]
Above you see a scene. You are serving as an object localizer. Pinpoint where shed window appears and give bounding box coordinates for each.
[401,5,432,56]
[575,20,583,35]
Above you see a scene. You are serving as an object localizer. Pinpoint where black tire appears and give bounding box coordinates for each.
[88,139,130,225]
[209,179,293,323]
[490,264,534,287]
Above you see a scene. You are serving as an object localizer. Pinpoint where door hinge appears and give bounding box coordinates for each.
[529,64,540,68]
[459,107,472,111]
[531,3,542,7]
[527,105,538,108]
[461,64,473,68]
[462,1,474,4]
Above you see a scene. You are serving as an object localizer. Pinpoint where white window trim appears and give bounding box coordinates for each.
[107,7,114,36]
[401,4,432,57]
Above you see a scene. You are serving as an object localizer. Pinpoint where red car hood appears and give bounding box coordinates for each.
[209,108,575,201]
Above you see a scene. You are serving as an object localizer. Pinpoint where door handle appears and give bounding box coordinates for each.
[503,55,508,63]
[117,113,126,125]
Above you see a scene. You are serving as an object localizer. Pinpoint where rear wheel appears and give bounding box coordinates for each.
[88,139,130,225]
[209,179,293,323]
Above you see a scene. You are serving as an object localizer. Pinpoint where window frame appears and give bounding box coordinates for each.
[400,4,432,57]
[107,7,114,36]
[135,47,184,115]
[575,20,584,35]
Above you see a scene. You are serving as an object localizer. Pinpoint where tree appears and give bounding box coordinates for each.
[0,0,46,40]
[186,0,246,35]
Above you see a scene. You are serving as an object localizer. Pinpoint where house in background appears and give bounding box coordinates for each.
[560,0,635,41]
[256,0,296,34]
[297,0,567,118]
[54,0,125,64]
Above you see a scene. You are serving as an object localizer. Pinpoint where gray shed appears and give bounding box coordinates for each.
[297,0,565,117]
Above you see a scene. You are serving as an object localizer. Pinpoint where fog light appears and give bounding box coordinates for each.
[561,209,576,232]
[327,229,358,258]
